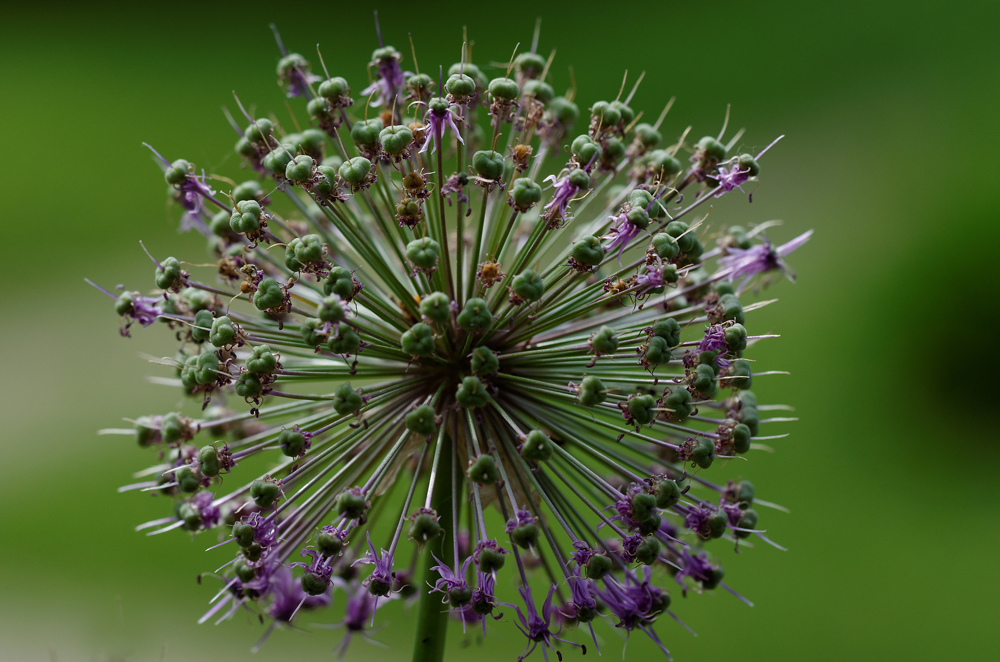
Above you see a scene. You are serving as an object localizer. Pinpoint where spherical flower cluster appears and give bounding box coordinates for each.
[95,19,811,661]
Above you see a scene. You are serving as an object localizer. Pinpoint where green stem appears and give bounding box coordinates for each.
[411,433,454,662]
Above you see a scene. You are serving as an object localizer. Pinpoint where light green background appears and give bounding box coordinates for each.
[1,1,996,660]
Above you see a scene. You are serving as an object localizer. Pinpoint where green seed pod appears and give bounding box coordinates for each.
[327,327,361,355]
[284,154,314,183]
[307,97,332,121]
[246,345,277,374]
[235,136,255,157]
[693,363,718,397]
[245,118,274,144]
[449,586,473,608]
[727,360,753,390]
[655,479,682,509]
[252,278,284,311]
[467,454,499,484]
[548,96,579,126]
[457,298,492,331]
[634,123,662,148]
[234,372,263,398]
[738,153,760,177]
[509,177,542,209]
[191,309,213,343]
[317,531,344,557]
[706,509,729,539]
[590,101,621,128]
[323,266,356,299]
[571,136,602,165]
[250,479,280,508]
[243,542,263,562]
[585,553,613,580]
[419,291,451,323]
[209,210,232,237]
[473,150,505,180]
[209,315,236,347]
[405,237,441,270]
[688,437,715,469]
[301,572,328,596]
[647,149,683,178]
[665,220,696,254]
[734,508,758,539]
[603,137,626,164]
[522,79,553,103]
[521,429,553,462]
[332,382,363,416]
[719,294,745,324]
[405,405,437,436]
[232,180,264,204]
[314,165,337,196]
[634,536,660,564]
[319,76,350,99]
[702,565,725,590]
[197,445,220,477]
[685,238,704,263]
[379,125,413,156]
[591,326,619,355]
[470,346,499,376]
[610,100,634,125]
[627,189,653,210]
[177,502,203,530]
[571,235,605,266]
[514,51,546,78]
[232,521,255,547]
[631,492,658,522]
[445,73,476,98]
[336,491,368,520]
[511,269,544,302]
[233,558,256,582]
[278,428,307,457]
[664,387,692,421]
[644,336,671,365]
[401,322,436,357]
[339,156,372,185]
[262,147,294,174]
[638,512,661,535]
[192,351,218,385]
[488,77,520,101]
[456,376,489,408]
[164,159,190,185]
[725,323,748,352]
[230,200,262,234]
[134,416,159,447]
[350,118,383,147]
[652,232,679,260]
[727,480,755,505]
[408,512,442,544]
[628,394,657,425]
[578,375,607,407]
[180,287,213,312]
[477,546,506,573]
[696,136,727,163]
[626,207,650,230]
[175,466,200,493]
[316,296,345,324]
[277,53,309,76]
[154,256,182,290]
[512,523,540,550]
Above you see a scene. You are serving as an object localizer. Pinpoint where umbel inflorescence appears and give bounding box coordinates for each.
[94,19,811,661]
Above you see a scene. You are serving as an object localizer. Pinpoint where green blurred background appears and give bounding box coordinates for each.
[1,0,997,660]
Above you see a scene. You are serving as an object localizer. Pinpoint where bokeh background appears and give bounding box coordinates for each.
[2,0,997,660]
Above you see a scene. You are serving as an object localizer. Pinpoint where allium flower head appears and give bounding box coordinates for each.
[96,18,811,661]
